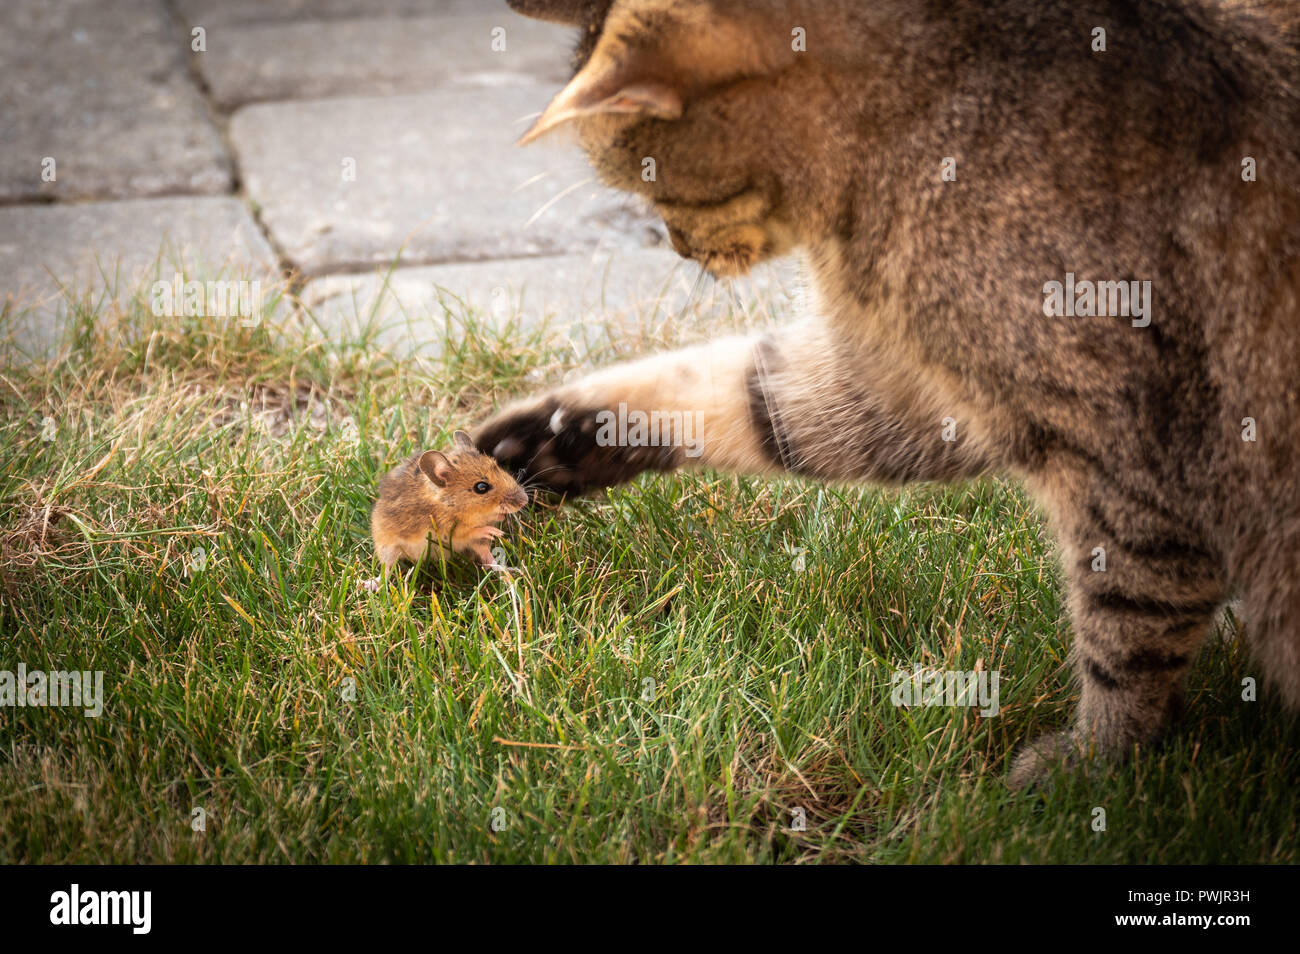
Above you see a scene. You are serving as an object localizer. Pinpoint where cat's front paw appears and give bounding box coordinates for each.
[1007,730,1085,791]
[473,391,679,499]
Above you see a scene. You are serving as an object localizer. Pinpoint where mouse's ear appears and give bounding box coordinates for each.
[418,450,455,487]
[452,430,476,451]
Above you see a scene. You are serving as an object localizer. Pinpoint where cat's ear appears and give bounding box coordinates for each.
[517,2,792,146]
[506,0,592,26]
[518,57,682,145]
[418,450,455,487]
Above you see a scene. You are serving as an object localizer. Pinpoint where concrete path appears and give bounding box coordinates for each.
[0,0,794,358]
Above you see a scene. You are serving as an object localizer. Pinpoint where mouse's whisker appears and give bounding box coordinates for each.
[522,463,570,489]
[518,445,552,476]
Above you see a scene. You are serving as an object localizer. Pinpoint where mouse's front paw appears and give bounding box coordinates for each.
[473,392,678,499]
[463,540,518,574]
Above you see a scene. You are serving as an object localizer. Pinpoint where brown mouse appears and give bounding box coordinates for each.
[370,430,529,570]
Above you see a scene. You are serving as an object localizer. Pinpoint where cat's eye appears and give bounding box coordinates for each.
[473,481,491,495]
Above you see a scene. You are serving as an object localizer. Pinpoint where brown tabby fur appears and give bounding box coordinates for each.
[477,0,1300,786]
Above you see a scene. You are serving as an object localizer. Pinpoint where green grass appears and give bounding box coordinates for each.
[1,266,1297,864]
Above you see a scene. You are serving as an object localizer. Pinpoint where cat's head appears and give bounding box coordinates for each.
[510,0,870,278]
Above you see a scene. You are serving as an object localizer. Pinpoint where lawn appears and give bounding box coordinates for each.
[1,262,1296,864]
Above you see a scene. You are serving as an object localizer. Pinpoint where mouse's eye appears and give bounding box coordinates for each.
[473,481,491,495]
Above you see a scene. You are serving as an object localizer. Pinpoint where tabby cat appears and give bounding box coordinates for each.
[475,0,1300,786]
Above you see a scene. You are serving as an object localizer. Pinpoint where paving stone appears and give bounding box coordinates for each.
[0,0,232,202]
[0,198,279,355]
[198,14,573,108]
[176,0,487,27]
[299,248,801,358]
[230,87,660,276]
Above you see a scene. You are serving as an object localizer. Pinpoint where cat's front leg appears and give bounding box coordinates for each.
[1008,477,1226,788]
[473,332,777,497]
[473,319,997,495]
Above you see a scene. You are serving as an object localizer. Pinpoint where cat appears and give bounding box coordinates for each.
[477,0,1300,787]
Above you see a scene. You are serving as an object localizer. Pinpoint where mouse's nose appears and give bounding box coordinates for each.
[509,487,529,510]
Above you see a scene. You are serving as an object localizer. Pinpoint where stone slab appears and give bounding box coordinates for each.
[0,197,280,356]
[299,248,801,358]
[230,87,660,276]
[175,0,489,27]
[197,14,573,108]
[0,0,232,202]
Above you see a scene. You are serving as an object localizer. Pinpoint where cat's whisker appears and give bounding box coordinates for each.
[680,264,710,317]
[512,170,553,194]
[523,176,596,229]
[724,276,750,323]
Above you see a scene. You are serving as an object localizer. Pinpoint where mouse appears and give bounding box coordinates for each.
[370,430,529,571]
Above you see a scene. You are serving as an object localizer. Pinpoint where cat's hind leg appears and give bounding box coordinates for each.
[1232,521,1300,714]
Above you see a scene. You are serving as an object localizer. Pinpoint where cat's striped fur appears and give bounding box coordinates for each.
[477,0,1300,785]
